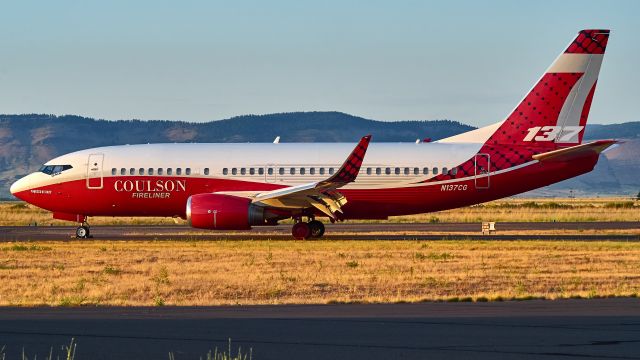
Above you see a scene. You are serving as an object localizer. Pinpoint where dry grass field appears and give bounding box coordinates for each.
[389,197,640,223]
[1,197,639,226]
[1,240,639,306]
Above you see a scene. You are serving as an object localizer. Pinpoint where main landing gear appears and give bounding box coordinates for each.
[291,218,325,240]
[75,221,92,239]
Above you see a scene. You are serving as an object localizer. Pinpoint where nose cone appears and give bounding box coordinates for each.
[10,176,31,199]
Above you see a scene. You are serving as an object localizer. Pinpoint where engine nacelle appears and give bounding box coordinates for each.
[186,193,270,230]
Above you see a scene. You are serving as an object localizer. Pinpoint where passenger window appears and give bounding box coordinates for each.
[423,167,429,175]
[300,168,305,175]
[167,168,173,175]
[385,167,391,175]
[394,167,400,175]
[310,168,315,175]
[176,168,182,176]
[139,168,144,175]
[204,168,209,175]
[329,168,334,175]
[404,168,410,175]
[232,168,237,175]
[432,167,438,175]
[148,168,154,175]
[319,168,325,175]
[241,168,246,175]
[290,168,295,175]
[185,168,191,175]
[223,168,228,175]
[267,168,273,175]
[249,168,255,175]
[414,168,419,175]
[366,168,372,175]
[376,168,381,175]
[442,167,448,175]
[279,168,284,175]
[158,168,163,175]
[258,168,264,175]
[120,168,126,176]
[111,168,117,176]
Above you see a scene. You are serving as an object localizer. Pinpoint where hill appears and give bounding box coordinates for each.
[584,122,640,141]
[0,112,637,198]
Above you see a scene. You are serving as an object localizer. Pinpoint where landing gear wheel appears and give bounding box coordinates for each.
[76,225,90,239]
[291,222,311,240]
[308,220,325,238]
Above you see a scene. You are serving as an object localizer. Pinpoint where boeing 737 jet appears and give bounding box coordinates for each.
[11,29,615,239]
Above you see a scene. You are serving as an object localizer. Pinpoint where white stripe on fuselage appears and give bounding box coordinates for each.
[36,142,483,190]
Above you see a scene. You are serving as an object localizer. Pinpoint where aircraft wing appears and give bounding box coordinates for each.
[251,135,371,220]
[532,139,619,162]
[216,135,371,220]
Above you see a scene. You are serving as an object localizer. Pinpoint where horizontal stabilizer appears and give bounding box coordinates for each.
[531,139,619,162]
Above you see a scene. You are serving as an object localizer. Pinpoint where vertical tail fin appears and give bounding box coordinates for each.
[439,29,609,148]
[429,30,610,184]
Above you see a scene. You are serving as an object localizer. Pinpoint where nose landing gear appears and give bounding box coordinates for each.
[291,218,325,240]
[75,221,92,239]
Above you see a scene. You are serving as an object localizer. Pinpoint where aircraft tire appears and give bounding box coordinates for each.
[76,226,90,239]
[308,220,325,238]
[292,222,311,240]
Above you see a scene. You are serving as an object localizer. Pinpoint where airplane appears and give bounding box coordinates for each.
[10,29,616,240]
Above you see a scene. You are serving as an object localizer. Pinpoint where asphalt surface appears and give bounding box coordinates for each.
[1,298,639,359]
[1,222,638,241]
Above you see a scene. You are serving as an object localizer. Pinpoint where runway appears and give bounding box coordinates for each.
[1,222,638,241]
[1,298,639,359]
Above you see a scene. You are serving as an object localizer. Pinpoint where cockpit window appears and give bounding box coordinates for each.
[39,164,73,175]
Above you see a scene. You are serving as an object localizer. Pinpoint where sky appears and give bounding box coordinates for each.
[0,0,638,126]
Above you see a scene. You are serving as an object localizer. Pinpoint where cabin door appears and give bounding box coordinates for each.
[86,153,104,189]
[474,153,490,189]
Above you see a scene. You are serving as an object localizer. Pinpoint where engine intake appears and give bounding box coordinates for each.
[186,194,271,230]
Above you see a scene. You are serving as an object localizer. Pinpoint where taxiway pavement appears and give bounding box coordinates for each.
[1,298,639,359]
[0,222,638,241]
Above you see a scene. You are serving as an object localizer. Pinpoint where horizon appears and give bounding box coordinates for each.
[0,111,636,127]
[0,1,638,126]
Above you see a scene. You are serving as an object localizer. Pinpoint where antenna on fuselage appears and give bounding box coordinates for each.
[273,136,280,144]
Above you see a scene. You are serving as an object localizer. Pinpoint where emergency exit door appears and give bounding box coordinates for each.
[86,153,104,189]
[474,153,490,189]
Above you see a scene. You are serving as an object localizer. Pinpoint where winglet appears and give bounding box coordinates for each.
[321,135,371,186]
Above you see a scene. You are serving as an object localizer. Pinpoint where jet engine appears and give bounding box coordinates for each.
[186,193,275,230]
